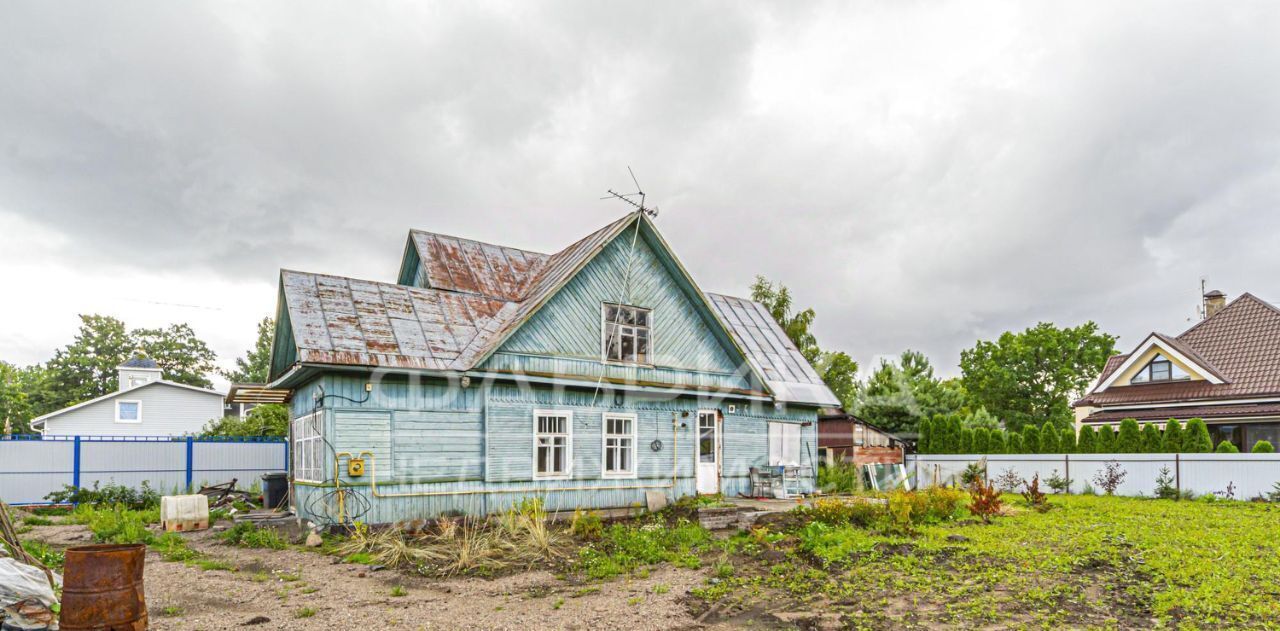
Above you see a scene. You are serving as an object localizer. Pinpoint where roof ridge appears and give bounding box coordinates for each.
[1176,292,1279,340]
[409,228,548,258]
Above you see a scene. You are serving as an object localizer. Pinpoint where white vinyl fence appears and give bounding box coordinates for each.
[0,435,288,505]
[907,453,1280,499]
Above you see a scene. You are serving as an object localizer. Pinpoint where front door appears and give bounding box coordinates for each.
[696,410,720,494]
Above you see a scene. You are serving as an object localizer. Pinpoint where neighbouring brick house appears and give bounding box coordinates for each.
[1073,290,1280,451]
[817,409,905,466]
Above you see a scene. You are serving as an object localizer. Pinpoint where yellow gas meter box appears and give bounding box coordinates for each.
[347,458,366,477]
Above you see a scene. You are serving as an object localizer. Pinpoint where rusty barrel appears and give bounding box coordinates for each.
[59,543,148,631]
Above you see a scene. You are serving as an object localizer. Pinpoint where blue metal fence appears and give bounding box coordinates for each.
[0,434,288,505]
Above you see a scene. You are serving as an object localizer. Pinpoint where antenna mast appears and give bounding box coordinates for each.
[602,166,659,218]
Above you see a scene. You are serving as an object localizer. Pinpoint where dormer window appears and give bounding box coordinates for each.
[603,304,650,364]
[1131,353,1190,384]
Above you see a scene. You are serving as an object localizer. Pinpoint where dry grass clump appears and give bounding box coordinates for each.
[335,498,571,576]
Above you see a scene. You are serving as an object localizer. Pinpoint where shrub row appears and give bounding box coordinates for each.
[918,416,1273,455]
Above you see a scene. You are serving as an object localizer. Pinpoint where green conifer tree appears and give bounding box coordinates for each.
[959,428,974,454]
[1184,418,1213,453]
[1076,425,1096,453]
[1252,440,1275,453]
[1007,432,1023,454]
[989,430,1007,454]
[1163,419,1183,453]
[917,416,932,454]
[1039,421,1060,453]
[1141,423,1163,453]
[1021,424,1042,454]
[1060,427,1077,454]
[1116,418,1142,453]
[1215,440,1239,453]
[1096,426,1116,453]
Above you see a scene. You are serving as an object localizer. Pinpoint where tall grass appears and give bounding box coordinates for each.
[334,497,570,576]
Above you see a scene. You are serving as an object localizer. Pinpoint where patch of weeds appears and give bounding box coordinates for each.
[81,505,160,544]
[390,585,407,597]
[301,586,319,594]
[21,515,54,526]
[714,560,735,579]
[154,532,201,562]
[193,558,236,572]
[250,571,271,582]
[220,522,287,550]
[343,552,375,565]
[294,607,316,619]
[653,583,670,595]
[571,586,600,598]
[575,517,714,580]
[627,596,644,606]
[21,540,65,569]
[279,571,302,582]
[158,606,183,617]
[552,597,564,610]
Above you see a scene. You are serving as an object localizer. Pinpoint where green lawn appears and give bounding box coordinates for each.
[695,494,1280,629]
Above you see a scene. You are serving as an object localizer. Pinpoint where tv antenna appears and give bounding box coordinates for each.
[602,167,658,218]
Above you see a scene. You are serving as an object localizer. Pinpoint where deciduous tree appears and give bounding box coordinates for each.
[960,322,1116,433]
[752,277,859,410]
[223,317,275,384]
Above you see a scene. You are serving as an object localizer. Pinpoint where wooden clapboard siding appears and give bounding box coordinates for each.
[491,228,744,381]
[289,373,820,524]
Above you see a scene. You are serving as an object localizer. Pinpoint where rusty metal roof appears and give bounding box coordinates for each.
[277,211,836,405]
[706,293,840,407]
[407,230,548,301]
[281,269,517,372]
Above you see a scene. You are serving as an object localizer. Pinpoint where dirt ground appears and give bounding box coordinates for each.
[27,523,765,631]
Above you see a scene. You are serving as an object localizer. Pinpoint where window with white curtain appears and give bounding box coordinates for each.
[602,414,636,477]
[768,422,802,466]
[292,412,324,483]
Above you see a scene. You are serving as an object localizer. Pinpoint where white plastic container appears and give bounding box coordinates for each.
[160,494,210,532]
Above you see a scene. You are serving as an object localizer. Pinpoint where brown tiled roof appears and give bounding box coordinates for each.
[1081,402,1280,424]
[1079,294,1280,406]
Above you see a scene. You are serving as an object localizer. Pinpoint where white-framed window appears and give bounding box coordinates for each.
[602,413,637,478]
[1130,353,1190,384]
[127,375,148,388]
[292,412,325,483]
[534,410,572,479]
[602,303,651,364]
[115,400,142,423]
[768,422,802,466]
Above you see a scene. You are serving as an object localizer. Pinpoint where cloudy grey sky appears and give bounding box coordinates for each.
[2,1,1279,388]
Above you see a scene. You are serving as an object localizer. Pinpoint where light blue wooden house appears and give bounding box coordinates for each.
[267,212,838,525]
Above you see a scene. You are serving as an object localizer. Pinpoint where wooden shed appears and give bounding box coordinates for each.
[817,409,905,467]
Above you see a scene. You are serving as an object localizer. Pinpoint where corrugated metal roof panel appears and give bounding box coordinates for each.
[409,230,548,301]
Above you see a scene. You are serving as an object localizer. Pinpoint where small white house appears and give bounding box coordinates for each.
[31,358,224,437]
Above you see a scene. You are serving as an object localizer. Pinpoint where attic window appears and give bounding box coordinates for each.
[1130,353,1191,384]
[602,304,650,364]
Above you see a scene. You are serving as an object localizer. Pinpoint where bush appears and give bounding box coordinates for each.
[804,498,883,527]
[221,522,288,549]
[1007,433,1023,455]
[967,478,1003,524]
[1215,440,1240,453]
[993,468,1023,493]
[1021,425,1041,454]
[1162,419,1183,452]
[972,428,991,454]
[917,417,933,454]
[1142,423,1164,453]
[570,508,604,540]
[202,403,288,437]
[1117,418,1142,453]
[1184,419,1213,453]
[1039,422,1059,453]
[1252,440,1275,453]
[1076,426,1096,453]
[989,430,1007,455]
[1021,474,1049,511]
[959,428,974,454]
[1060,428,1077,454]
[960,460,986,486]
[1092,461,1127,495]
[44,481,161,510]
[1096,427,1116,453]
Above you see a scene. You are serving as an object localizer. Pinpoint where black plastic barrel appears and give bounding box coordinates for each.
[261,472,288,510]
